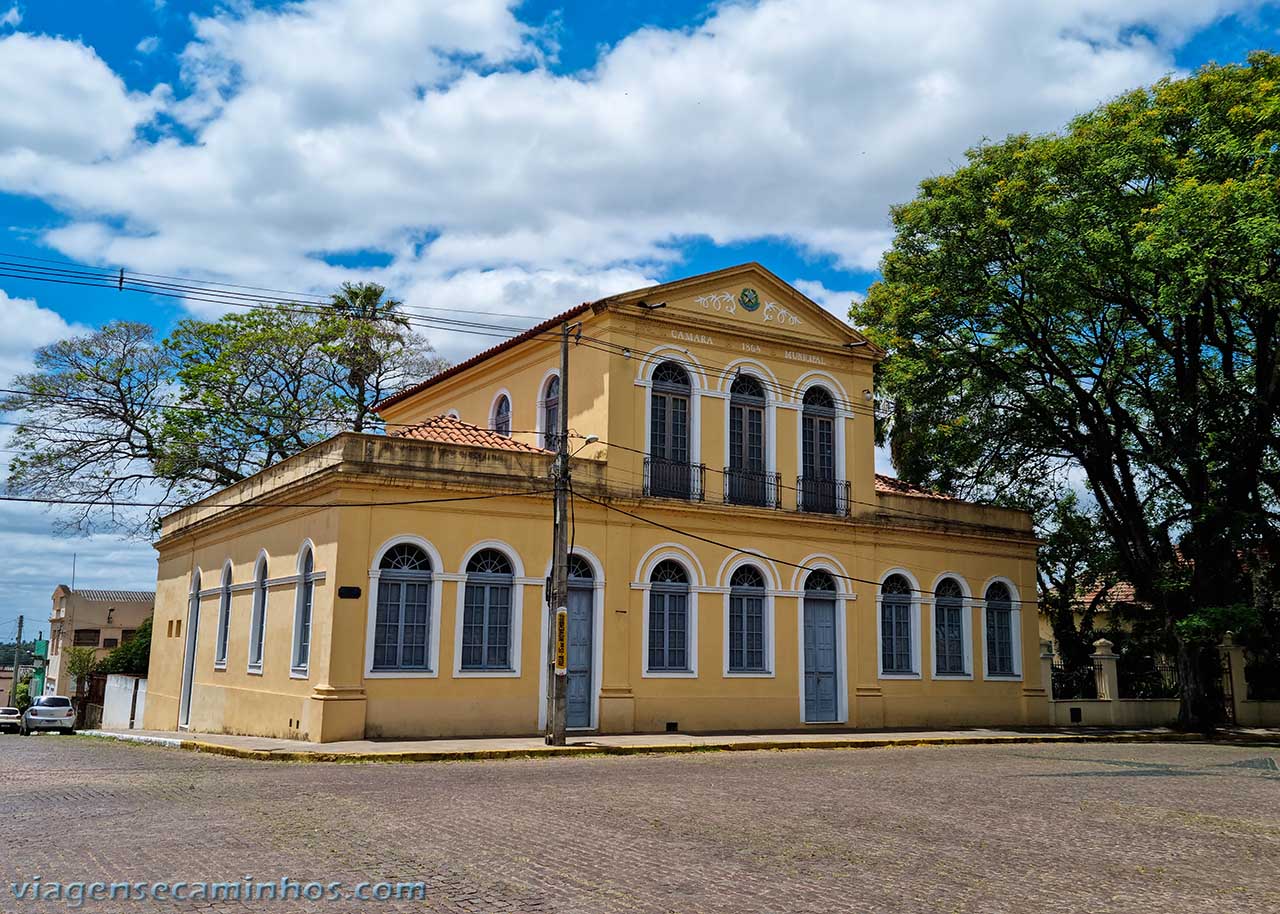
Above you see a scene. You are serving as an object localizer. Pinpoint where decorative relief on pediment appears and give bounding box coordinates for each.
[692,287,803,327]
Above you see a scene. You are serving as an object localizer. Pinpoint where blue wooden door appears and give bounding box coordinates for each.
[804,597,838,722]
[566,585,593,728]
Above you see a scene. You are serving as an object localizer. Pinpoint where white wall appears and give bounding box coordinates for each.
[101,674,146,730]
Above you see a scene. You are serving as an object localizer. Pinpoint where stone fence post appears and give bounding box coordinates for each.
[1221,631,1248,725]
[1091,638,1119,702]
[1039,641,1055,700]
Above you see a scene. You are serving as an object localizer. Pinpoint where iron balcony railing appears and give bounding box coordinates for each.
[644,456,706,502]
[797,476,850,516]
[723,467,782,509]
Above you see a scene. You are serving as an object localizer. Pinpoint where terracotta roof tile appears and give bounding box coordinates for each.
[374,302,593,412]
[389,415,550,454]
[873,473,954,500]
[72,590,155,603]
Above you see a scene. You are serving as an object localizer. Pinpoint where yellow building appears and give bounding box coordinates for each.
[144,264,1046,741]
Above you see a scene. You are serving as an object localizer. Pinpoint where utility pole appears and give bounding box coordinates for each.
[8,614,22,706]
[546,321,574,745]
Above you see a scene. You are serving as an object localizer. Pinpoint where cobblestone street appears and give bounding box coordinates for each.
[2,735,1277,913]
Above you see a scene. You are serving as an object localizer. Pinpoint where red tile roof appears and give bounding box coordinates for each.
[873,474,954,499]
[388,415,550,454]
[374,302,594,412]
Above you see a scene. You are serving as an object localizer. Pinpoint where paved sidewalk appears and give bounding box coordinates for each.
[82,724,1280,762]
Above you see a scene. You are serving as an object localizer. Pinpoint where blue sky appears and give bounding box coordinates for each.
[0,0,1277,632]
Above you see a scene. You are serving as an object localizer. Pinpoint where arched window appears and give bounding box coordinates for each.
[933,577,966,675]
[373,543,433,671]
[728,564,766,672]
[493,394,511,437]
[542,375,560,451]
[292,546,317,674]
[180,570,201,727]
[805,570,837,593]
[801,386,839,514]
[649,361,693,499]
[567,554,594,581]
[462,549,515,670]
[648,559,690,671]
[728,375,768,506]
[248,557,268,671]
[214,563,232,667]
[985,581,1016,676]
[880,573,914,675]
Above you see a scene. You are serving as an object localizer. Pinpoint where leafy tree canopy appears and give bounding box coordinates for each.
[854,52,1280,728]
[2,283,447,534]
[97,616,152,677]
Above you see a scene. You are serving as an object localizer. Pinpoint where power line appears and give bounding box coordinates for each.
[573,491,1037,605]
[0,487,554,511]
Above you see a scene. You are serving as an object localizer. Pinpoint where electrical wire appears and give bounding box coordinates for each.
[572,491,1037,604]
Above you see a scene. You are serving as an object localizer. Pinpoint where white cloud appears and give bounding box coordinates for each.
[0,293,154,629]
[136,35,159,55]
[792,279,863,318]
[0,288,84,384]
[1,5,20,28]
[0,33,162,161]
[0,0,1264,353]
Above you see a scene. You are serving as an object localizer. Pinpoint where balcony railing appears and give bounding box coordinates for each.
[723,467,781,509]
[797,476,850,516]
[644,456,706,501]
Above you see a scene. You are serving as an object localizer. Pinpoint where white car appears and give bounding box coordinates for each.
[22,696,76,735]
[0,707,20,733]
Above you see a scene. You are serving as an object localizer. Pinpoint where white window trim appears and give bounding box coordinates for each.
[633,548,702,679]
[488,387,514,435]
[719,555,779,678]
[793,561,850,724]
[537,547,606,732]
[980,576,1024,682]
[363,535,444,680]
[214,560,232,670]
[719,360,780,483]
[247,551,269,675]
[290,539,317,679]
[452,540,525,678]
[535,368,561,450]
[635,347,706,473]
[877,566,922,680]
[179,570,202,729]
[929,573,974,680]
[793,374,853,494]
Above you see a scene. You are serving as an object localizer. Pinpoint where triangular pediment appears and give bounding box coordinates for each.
[596,263,879,355]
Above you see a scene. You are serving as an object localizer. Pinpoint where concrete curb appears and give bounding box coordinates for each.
[74,728,1272,764]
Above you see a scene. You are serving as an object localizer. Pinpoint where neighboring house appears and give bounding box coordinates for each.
[1038,581,1139,651]
[145,263,1043,742]
[47,587,154,695]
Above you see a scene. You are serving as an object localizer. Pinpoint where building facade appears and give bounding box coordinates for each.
[47,586,154,695]
[144,265,1046,741]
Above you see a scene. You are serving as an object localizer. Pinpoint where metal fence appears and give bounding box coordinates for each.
[1244,651,1280,700]
[797,476,850,516]
[1117,656,1180,699]
[643,457,706,502]
[1051,658,1099,700]
[723,468,782,509]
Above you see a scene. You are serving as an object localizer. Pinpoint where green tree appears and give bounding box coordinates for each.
[62,646,99,728]
[854,53,1280,730]
[2,292,447,534]
[97,617,152,676]
[14,681,31,713]
[320,282,448,433]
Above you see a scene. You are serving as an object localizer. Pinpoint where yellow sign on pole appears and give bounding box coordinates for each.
[554,608,568,675]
